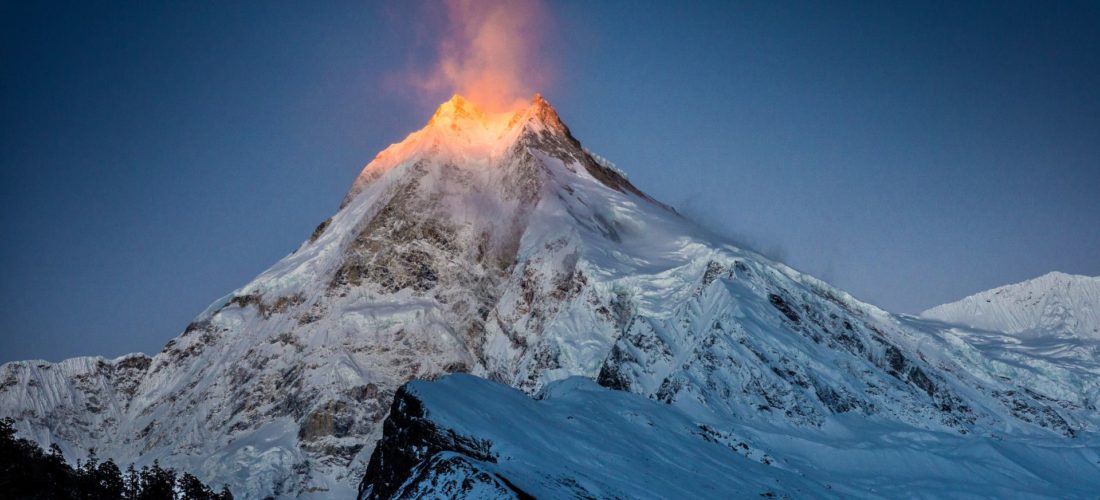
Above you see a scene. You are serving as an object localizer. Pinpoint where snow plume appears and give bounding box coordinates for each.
[413,0,553,113]
[676,195,784,260]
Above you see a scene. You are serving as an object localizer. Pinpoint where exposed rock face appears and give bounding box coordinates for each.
[383,454,531,500]
[0,354,150,449]
[358,385,504,500]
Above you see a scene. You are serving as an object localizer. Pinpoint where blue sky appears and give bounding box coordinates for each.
[2,0,1098,362]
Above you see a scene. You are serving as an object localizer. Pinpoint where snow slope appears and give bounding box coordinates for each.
[922,272,1100,339]
[2,95,1098,498]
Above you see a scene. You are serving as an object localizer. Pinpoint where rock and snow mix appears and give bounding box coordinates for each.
[359,374,1100,499]
[2,95,1097,498]
[358,374,831,499]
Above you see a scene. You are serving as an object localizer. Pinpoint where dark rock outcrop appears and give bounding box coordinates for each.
[358,385,506,499]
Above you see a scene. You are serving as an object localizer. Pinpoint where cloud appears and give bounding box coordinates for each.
[676,193,804,266]
[402,0,553,113]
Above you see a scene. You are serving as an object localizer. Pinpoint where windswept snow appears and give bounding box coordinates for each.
[922,272,1100,340]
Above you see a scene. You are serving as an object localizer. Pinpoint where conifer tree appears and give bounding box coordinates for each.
[0,419,230,499]
[125,462,142,499]
[97,458,125,497]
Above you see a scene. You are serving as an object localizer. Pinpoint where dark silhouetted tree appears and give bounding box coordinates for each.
[0,417,231,499]
[139,460,176,500]
[179,472,215,499]
[125,462,142,499]
[97,458,125,497]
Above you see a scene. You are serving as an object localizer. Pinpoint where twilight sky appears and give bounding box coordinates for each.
[2,0,1098,363]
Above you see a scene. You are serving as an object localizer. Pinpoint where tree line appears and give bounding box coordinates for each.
[1,417,232,499]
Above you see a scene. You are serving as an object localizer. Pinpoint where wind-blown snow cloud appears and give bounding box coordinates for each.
[409,0,552,113]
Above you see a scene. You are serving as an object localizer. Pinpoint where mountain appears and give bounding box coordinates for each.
[3,95,1098,498]
[0,94,678,497]
[922,272,1100,339]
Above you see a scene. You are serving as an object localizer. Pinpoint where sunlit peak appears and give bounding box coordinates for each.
[369,93,563,171]
[426,93,533,137]
[428,95,486,126]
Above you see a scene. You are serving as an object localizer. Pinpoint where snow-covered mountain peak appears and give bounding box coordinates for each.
[921,272,1100,339]
[518,93,567,132]
[420,93,565,145]
[425,94,508,136]
[1032,270,1085,285]
[6,93,1098,498]
[340,92,638,210]
[427,94,484,126]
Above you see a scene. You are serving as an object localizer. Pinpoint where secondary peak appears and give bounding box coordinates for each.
[429,94,486,128]
[526,93,565,131]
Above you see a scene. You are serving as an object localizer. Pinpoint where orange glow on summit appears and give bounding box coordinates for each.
[427,94,518,133]
[412,0,552,114]
[361,93,564,181]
